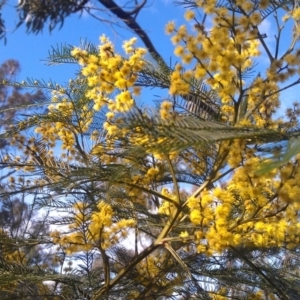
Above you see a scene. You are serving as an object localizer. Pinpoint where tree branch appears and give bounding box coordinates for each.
[99,0,167,66]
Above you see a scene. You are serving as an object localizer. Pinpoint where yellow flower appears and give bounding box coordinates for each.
[250,12,261,25]
[103,122,119,135]
[179,231,189,241]
[259,0,269,9]
[282,14,290,22]
[177,25,187,39]
[184,10,195,21]
[285,54,298,65]
[122,37,137,54]
[292,7,300,20]
[70,47,81,57]
[115,91,134,112]
[165,21,176,34]
[174,45,185,57]
[106,112,115,120]
[197,244,207,253]
[190,209,202,224]
[133,86,141,96]
[171,35,181,44]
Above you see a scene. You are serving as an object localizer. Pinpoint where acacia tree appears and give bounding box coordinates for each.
[0,61,58,298]
[0,193,55,299]
[0,59,44,149]
[2,0,300,299]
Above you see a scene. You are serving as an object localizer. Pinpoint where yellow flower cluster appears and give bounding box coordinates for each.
[50,201,136,254]
[167,13,261,88]
[0,230,27,263]
[188,155,300,254]
[34,88,95,154]
[159,101,173,119]
[158,188,178,216]
[169,66,191,95]
[136,253,162,279]
[35,122,75,152]
[187,191,214,227]
[292,7,300,20]
[209,287,273,300]
[184,10,195,21]
[135,252,172,286]
[7,2,300,296]
[71,36,146,113]
[165,0,291,127]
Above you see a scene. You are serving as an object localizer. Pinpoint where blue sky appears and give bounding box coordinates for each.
[1,1,299,114]
[1,1,184,85]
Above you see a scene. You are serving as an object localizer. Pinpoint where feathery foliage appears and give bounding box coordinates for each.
[2,0,300,299]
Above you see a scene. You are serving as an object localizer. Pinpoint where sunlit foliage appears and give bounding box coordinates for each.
[2,0,300,299]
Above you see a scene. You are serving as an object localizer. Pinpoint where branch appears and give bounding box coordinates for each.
[91,242,160,299]
[229,246,289,300]
[98,0,167,66]
[126,0,147,18]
